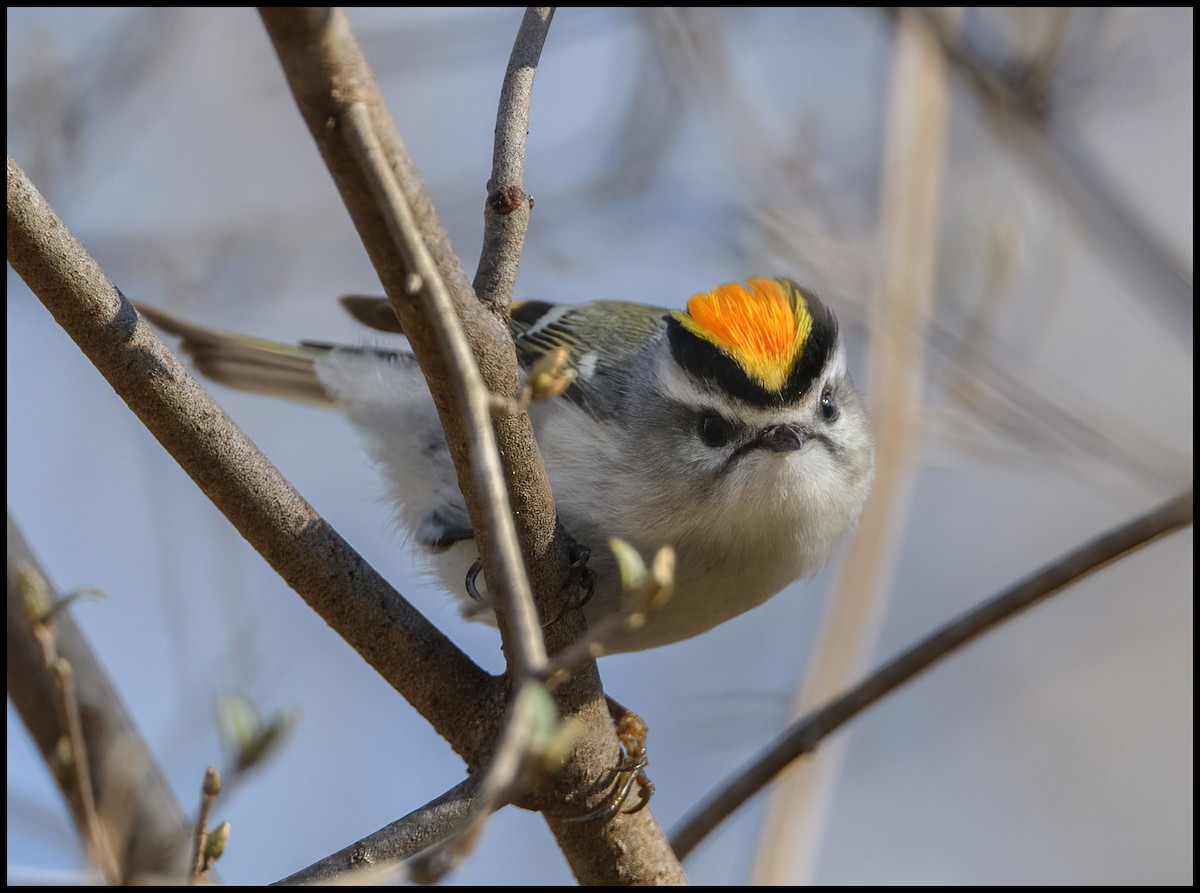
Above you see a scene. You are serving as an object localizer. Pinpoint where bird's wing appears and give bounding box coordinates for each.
[508,299,669,416]
[337,294,671,416]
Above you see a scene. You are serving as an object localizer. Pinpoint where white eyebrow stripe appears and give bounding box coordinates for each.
[826,340,848,379]
[654,354,831,428]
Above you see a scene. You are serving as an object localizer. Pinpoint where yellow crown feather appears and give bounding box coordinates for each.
[673,278,813,392]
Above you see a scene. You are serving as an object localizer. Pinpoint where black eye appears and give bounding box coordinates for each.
[698,412,733,448]
[819,388,838,421]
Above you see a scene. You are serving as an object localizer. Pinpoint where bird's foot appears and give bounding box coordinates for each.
[570,697,654,822]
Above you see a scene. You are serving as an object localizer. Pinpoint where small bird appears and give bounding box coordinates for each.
[140,277,874,653]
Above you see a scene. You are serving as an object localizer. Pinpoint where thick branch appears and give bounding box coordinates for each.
[672,489,1194,859]
[7,512,192,883]
[6,155,500,765]
[258,10,686,883]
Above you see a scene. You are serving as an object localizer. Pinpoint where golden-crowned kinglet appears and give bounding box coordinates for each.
[140,277,874,652]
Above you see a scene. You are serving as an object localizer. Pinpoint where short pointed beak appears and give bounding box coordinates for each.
[759,424,805,453]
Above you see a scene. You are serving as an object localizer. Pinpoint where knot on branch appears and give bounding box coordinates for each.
[487,184,529,216]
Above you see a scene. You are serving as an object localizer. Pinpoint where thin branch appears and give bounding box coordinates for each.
[341,102,554,865]
[7,512,193,883]
[899,7,1193,346]
[257,10,686,882]
[5,156,500,765]
[275,778,482,886]
[280,679,581,886]
[672,489,1194,860]
[190,767,221,883]
[473,7,554,311]
[49,650,117,882]
[342,99,546,678]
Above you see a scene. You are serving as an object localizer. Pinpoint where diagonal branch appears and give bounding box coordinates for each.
[5,155,500,765]
[275,778,482,885]
[671,489,1193,859]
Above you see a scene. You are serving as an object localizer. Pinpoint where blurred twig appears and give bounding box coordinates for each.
[901,7,1193,346]
[189,767,222,883]
[7,512,193,883]
[750,8,953,883]
[673,488,1194,860]
[5,9,186,201]
[926,313,1191,493]
[37,603,117,883]
[583,9,682,199]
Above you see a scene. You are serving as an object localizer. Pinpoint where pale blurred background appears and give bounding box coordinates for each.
[7,7,1192,885]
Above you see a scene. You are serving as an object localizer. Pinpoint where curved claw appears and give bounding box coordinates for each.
[568,699,654,822]
[569,542,596,609]
[542,541,595,627]
[465,557,485,603]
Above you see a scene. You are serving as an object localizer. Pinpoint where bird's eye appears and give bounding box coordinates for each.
[698,412,733,448]
[819,388,838,422]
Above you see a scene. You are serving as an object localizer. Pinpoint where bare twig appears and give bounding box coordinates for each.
[473,7,555,312]
[16,564,115,881]
[405,681,567,883]
[341,101,554,864]
[6,156,500,765]
[672,489,1194,859]
[51,653,117,883]
[190,766,221,883]
[256,6,575,662]
[7,512,193,883]
[278,682,577,886]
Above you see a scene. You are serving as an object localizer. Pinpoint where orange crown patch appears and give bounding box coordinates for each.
[672,278,813,392]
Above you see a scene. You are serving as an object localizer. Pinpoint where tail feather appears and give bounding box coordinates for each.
[136,303,335,406]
